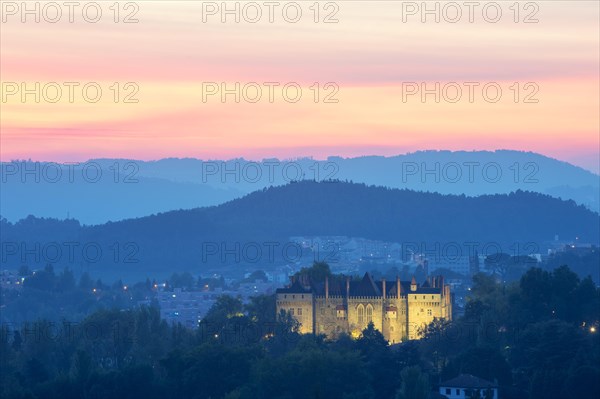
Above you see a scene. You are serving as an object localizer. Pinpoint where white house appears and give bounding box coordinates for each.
[438,374,498,399]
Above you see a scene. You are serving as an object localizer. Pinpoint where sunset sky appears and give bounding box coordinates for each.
[1,1,599,172]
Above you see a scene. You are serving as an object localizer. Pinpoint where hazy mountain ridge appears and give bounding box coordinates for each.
[0,171,242,225]
[1,150,598,224]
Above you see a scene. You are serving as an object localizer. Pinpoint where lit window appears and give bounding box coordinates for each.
[366,304,373,323]
[357,304,364,324]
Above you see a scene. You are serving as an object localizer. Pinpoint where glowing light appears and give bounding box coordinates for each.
[591,327,597,333]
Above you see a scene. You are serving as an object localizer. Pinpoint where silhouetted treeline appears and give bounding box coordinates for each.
[1,265,598,399]
[2,181,598,273]
[0,264,159,325]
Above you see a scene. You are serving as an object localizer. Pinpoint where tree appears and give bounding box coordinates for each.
[484,252,512,277]
[245,270,268,282]
[199,295,245,344]
[445,346,511,386]
[24,264,56,291]
[18,264,30,277]
[510,320,586,397]
[357,322,387,351]
[294,261,332,283]
[168,272,195,290]
[57,268,76,292]
[251,346,373,399]
[245,294,276,334]
[161,344,261,399]
[419,318,455,372]
[396,366,430,399]
[204,295,244,321]
[70,350,92,385]
[357,323,398,398]
[79,272,92,289]
[12,331,22,352]
[276,309,300,334]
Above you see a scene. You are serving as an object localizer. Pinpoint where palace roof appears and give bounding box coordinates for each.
[275,280,311,294]
[276,272,444,297]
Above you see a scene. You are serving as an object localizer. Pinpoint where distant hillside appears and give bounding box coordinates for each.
[2,181,598,276]
[0,170,242,225]
[1,150,598,224]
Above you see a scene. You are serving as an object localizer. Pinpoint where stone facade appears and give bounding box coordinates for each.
[276,273,452,343]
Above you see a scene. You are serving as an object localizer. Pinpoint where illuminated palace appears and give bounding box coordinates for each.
[276,273,452,343]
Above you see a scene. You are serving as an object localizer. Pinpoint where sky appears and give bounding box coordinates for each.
[1,1,599,173]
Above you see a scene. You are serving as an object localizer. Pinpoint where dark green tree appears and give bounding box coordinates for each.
[396,366,430,399]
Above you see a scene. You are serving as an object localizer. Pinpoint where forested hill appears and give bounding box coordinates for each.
[1,181,598,273]
[3,151,599,225]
